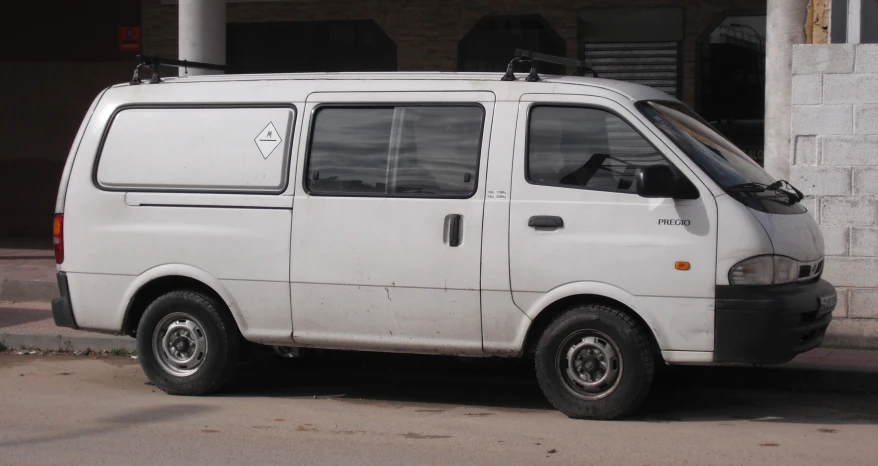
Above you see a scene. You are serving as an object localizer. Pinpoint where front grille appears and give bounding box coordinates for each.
[797,258,823,282]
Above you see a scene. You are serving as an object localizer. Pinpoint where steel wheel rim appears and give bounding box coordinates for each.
[555,330,623,400]
[153,312,209,377]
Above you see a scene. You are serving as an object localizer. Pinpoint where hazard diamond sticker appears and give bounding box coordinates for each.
[254,122,282,159]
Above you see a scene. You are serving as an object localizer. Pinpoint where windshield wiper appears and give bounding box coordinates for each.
[727,180,804,204]
[768,180,804,203]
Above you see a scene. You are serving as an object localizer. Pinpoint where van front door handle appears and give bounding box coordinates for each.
[528,215,564,229]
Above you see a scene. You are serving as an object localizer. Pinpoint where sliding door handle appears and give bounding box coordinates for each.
[448,214,462,247]
[528,215,564,229]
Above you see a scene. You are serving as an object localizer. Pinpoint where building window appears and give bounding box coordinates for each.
[697,14,766,165]
[458,15,566,74]
[578,8,684,97]
[831,0,878,43]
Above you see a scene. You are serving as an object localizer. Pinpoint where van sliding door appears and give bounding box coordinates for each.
[289,91,496,354]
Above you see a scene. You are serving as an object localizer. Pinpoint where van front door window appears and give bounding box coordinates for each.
[527,106,669,193]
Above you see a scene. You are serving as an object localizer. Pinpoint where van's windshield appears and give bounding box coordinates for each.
[636,100,774,189]
[636,100,807,214]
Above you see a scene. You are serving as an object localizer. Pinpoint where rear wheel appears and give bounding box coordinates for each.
[534,303,654,419]
[136,291,240,395]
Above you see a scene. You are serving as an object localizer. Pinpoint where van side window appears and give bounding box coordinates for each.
[306,106,483,198]
[527,106,668,193]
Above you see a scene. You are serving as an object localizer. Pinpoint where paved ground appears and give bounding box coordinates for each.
[1,351,877,466]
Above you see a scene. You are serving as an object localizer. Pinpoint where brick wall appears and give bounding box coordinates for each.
[141,0,766,107]
[791,44,878,348]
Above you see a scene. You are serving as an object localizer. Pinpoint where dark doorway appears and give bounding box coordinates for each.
[698,15,766,165]
[227,20,397,74]
[458,15,566,75]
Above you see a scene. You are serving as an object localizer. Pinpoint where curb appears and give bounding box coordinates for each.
[0,277,59,303]
[0,330,135,353]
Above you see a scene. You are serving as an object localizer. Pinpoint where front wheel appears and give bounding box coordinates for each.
[534,304,655,419]
[136,291,240,395]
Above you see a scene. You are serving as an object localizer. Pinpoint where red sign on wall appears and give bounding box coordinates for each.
[119,27,141,52]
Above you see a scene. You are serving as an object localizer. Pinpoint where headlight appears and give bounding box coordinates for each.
[729,255,799,285]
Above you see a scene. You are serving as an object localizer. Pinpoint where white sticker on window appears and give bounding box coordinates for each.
[254,122,282,159]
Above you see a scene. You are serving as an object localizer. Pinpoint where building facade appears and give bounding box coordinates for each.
[145,0,769,156]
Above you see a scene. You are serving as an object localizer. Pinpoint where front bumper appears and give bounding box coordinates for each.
[51,272,78,329]
[714,279,836,365]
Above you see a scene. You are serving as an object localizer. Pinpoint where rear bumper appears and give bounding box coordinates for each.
[714,279,836,365]
[51,272,78,329]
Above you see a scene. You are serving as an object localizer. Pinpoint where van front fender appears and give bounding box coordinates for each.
[517,282,712,352]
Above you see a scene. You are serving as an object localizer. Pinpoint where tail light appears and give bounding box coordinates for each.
[53,214,64,264]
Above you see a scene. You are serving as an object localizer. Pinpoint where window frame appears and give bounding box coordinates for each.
[524,103,673,195]
[93,103,297,195]
[303,103,487,200]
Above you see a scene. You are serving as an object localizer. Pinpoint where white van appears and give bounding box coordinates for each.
[52,60,836,419]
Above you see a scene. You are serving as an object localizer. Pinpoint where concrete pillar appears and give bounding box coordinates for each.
[178,0,226,76]
[764,0,808,180]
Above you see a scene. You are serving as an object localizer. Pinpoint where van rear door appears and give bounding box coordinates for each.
[289,91,495,354]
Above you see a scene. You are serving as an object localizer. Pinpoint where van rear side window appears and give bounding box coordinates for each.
[96,106,295,193]
[306,105,484,198]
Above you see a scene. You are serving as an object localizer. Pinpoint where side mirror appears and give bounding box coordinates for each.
[635,165,678,198]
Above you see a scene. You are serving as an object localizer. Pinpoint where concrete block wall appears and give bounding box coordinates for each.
[791,44,878,348]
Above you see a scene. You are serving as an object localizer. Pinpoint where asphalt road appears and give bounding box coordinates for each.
[1,350,877,465]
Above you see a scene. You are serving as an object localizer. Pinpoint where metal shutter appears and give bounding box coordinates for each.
[581,41,682,97]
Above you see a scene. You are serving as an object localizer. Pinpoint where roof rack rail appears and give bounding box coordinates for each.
[501,49,598,82]
[131,55,228,85]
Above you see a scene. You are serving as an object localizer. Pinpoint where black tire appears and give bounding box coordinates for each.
[534,304,655,420]
[136,290,240,395]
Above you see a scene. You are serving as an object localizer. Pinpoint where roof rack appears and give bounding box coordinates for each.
[501,49,598,82]
[131,55,228,85]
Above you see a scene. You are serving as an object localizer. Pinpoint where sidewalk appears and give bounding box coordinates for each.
[0,301,135,352]
[0,244,133,352]
[0,246,58,302]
